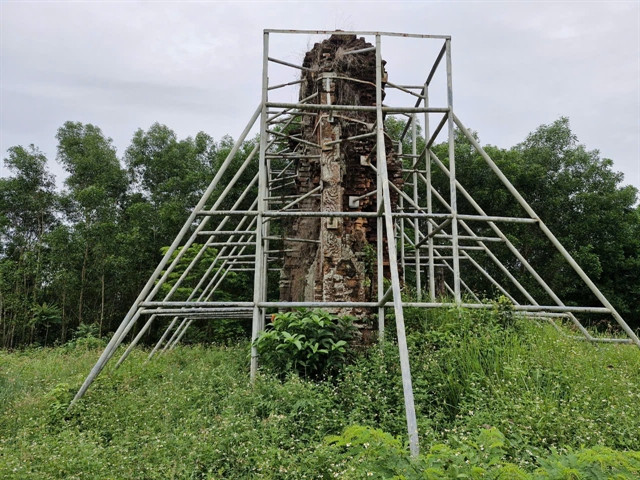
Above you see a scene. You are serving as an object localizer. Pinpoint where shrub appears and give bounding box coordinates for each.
[254,309,356,379]
[44,382,73,429]
[62,323,106,351]
[73,323,99,339]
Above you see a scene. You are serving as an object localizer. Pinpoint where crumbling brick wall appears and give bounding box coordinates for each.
[279,34,403,316]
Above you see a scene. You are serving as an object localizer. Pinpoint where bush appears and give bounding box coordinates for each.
[254,309,356,379]
[62,323,106,351]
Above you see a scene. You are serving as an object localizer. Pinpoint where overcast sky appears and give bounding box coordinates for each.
[1,1,639,192]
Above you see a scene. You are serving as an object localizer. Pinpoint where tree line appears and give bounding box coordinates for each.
[0,122,255,347]
[1,117,638,348]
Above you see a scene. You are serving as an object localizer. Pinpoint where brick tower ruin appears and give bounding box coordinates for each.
[278,35,403,316]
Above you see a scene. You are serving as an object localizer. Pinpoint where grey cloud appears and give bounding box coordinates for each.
[1,1,638,190]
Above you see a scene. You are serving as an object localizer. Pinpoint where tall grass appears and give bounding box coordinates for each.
[1,308,639,478]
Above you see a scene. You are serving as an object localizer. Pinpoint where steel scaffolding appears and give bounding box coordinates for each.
[70,30,640,457]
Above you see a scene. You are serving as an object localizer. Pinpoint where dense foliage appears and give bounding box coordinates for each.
[254,309,356,378]
[0,123,256,348]
[1,117,639,348]
[2,309,639,478]
[429,119,640,324]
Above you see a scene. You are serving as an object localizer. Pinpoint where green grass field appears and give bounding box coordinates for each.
[1,308,639,479]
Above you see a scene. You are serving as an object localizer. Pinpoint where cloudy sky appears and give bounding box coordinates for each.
[1,1,639,192]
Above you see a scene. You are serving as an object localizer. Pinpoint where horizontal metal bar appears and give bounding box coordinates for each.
[265,236,320,244]
[267,110,317,117]
[267,102,449,113]
[401,303,612,313]
[196,209,538,225]
[215,261,263,265]
[420,245,485,251]
[141,302,253,308]
[216,254,257,260]
[229,268,281,272]
[404,256,467,261]
[264,29,451,40]
[513,311,570,319]
[254,301,610,313]
[343,46,376,55]
[170,314,255,319]
[266,193,319,200]
[191,241,256,247]
[325,131,376,146]
[435,234,503,243]
[267,154,321,160]
[264,211,379,218]
[198,210,259,216]
[140,301,612,317]
[259,301,379,308]
[197,230,257,236]
[395,212,539,223]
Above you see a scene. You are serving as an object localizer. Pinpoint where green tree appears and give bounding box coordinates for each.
[56,122,128,331]
[124,124,215,246]
[0,145,58,347]
[431,118,640,327]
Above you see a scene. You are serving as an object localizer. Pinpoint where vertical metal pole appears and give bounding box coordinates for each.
[424,83,435,300]
[250,31,270,379]
[446,39,460,303]
[399,141,406,285]
[262,135,272,343]
[377,128,385,338]
[412,114,421,300]
[376,35,419,457]
[377,171,385,338]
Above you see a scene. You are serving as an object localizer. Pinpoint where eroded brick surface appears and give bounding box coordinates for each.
[279,35,403,317]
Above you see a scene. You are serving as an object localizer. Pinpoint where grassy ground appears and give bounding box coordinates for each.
[1,308,639,478]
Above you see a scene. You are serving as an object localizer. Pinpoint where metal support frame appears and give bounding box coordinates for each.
[71,29,640,458]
